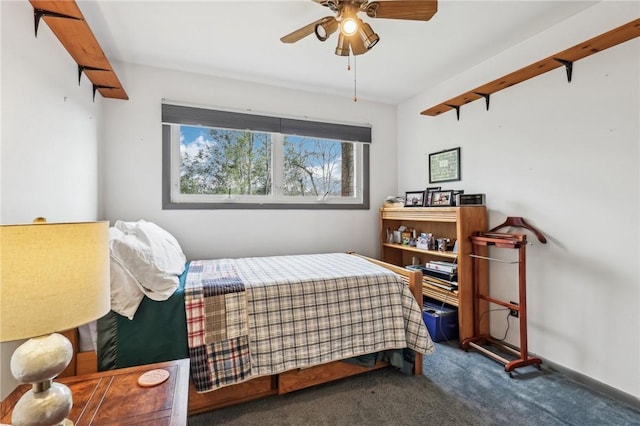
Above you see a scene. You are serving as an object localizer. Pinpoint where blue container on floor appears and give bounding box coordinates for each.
[422,300,459,342]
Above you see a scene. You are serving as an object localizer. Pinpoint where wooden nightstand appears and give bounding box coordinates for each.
[1,358,189,425]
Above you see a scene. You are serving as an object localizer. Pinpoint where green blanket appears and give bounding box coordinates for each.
[97,263,189,371]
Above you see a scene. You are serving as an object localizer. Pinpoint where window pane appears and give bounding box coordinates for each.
[162,104,370,210]
[282,136,355,198]
[180,125,272,195]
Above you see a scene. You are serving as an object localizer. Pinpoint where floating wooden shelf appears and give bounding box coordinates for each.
[421,18,640,119]
[29,0,128,100]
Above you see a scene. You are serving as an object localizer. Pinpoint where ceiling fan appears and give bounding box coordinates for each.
[280,0,438,56]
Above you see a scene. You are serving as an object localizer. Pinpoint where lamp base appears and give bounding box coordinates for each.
[9,333,74,426]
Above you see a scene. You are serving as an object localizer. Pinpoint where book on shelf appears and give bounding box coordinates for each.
[423,273,458,285]
[424,261,457,274]
[427,260,457,267]
[421,267,458,283]
[424,278,458,292]
[406,265,458,291]
[422,270,458,291]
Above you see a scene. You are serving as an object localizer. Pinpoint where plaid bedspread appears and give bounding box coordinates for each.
[185,253,433,392]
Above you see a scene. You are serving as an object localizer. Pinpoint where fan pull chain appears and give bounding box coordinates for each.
[353,53,357,102]
[345,52,357,102]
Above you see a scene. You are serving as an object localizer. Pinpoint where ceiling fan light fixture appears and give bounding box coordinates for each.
[359,22,379,49]
[314,17,338,42]
[340,16,359,37]
[334,33,350,56]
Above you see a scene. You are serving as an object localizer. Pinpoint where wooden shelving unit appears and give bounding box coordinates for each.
[29,0,128,100]
[379,206,488,342]
[421,18,640,119]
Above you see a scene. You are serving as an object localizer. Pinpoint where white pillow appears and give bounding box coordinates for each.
[111,220,186,301]
[109,256,145,319]
[108,227,145,319]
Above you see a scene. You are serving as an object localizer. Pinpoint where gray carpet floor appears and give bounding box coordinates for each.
[424,340,640,425]
[188,340,640,425]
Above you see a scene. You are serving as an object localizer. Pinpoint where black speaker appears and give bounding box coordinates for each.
[456,193,485,206]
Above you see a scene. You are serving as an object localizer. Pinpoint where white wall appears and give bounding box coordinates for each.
[0,1,102,399]
[99,63,398,261]
[398,2,639,398]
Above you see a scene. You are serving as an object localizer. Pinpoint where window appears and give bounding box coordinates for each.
[162,104,371,209]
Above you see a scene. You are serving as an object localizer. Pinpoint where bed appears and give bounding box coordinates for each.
[76,221,433,415]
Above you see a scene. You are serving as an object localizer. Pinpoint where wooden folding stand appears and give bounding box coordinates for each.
[461,217,545,377]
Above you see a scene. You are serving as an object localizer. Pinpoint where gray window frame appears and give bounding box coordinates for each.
[162,104,371,210]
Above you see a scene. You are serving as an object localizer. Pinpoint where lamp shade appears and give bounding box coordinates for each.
[335,33,350,56]
[314,16,338,42]
[359,22,379,50]
[0,221,110,342]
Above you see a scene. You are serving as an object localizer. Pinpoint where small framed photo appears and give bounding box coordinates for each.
[452,189,464,206]
[404,191,426,207]
[429,147,461,184]
[430,190,455,206]
[425,186,441,206]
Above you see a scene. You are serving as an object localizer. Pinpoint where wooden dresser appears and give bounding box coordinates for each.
[1,359,189,426]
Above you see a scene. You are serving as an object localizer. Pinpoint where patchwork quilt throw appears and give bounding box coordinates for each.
[185,259,251,392]
[185,253,433,393]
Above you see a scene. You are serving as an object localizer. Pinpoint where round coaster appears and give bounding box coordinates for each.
[137,369,170,387]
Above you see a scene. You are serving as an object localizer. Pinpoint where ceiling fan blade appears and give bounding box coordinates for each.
[365,0,438,21]
[280,17,329,43]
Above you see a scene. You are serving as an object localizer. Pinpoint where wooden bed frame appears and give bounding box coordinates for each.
[61,254,424,415]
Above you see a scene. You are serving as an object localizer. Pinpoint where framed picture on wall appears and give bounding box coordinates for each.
[404,191,426,207]
[429,147,461,183]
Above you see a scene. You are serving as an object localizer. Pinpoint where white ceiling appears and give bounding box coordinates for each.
[77,1,598,104]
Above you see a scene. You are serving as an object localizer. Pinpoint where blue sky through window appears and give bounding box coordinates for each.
[181,125,210,145]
